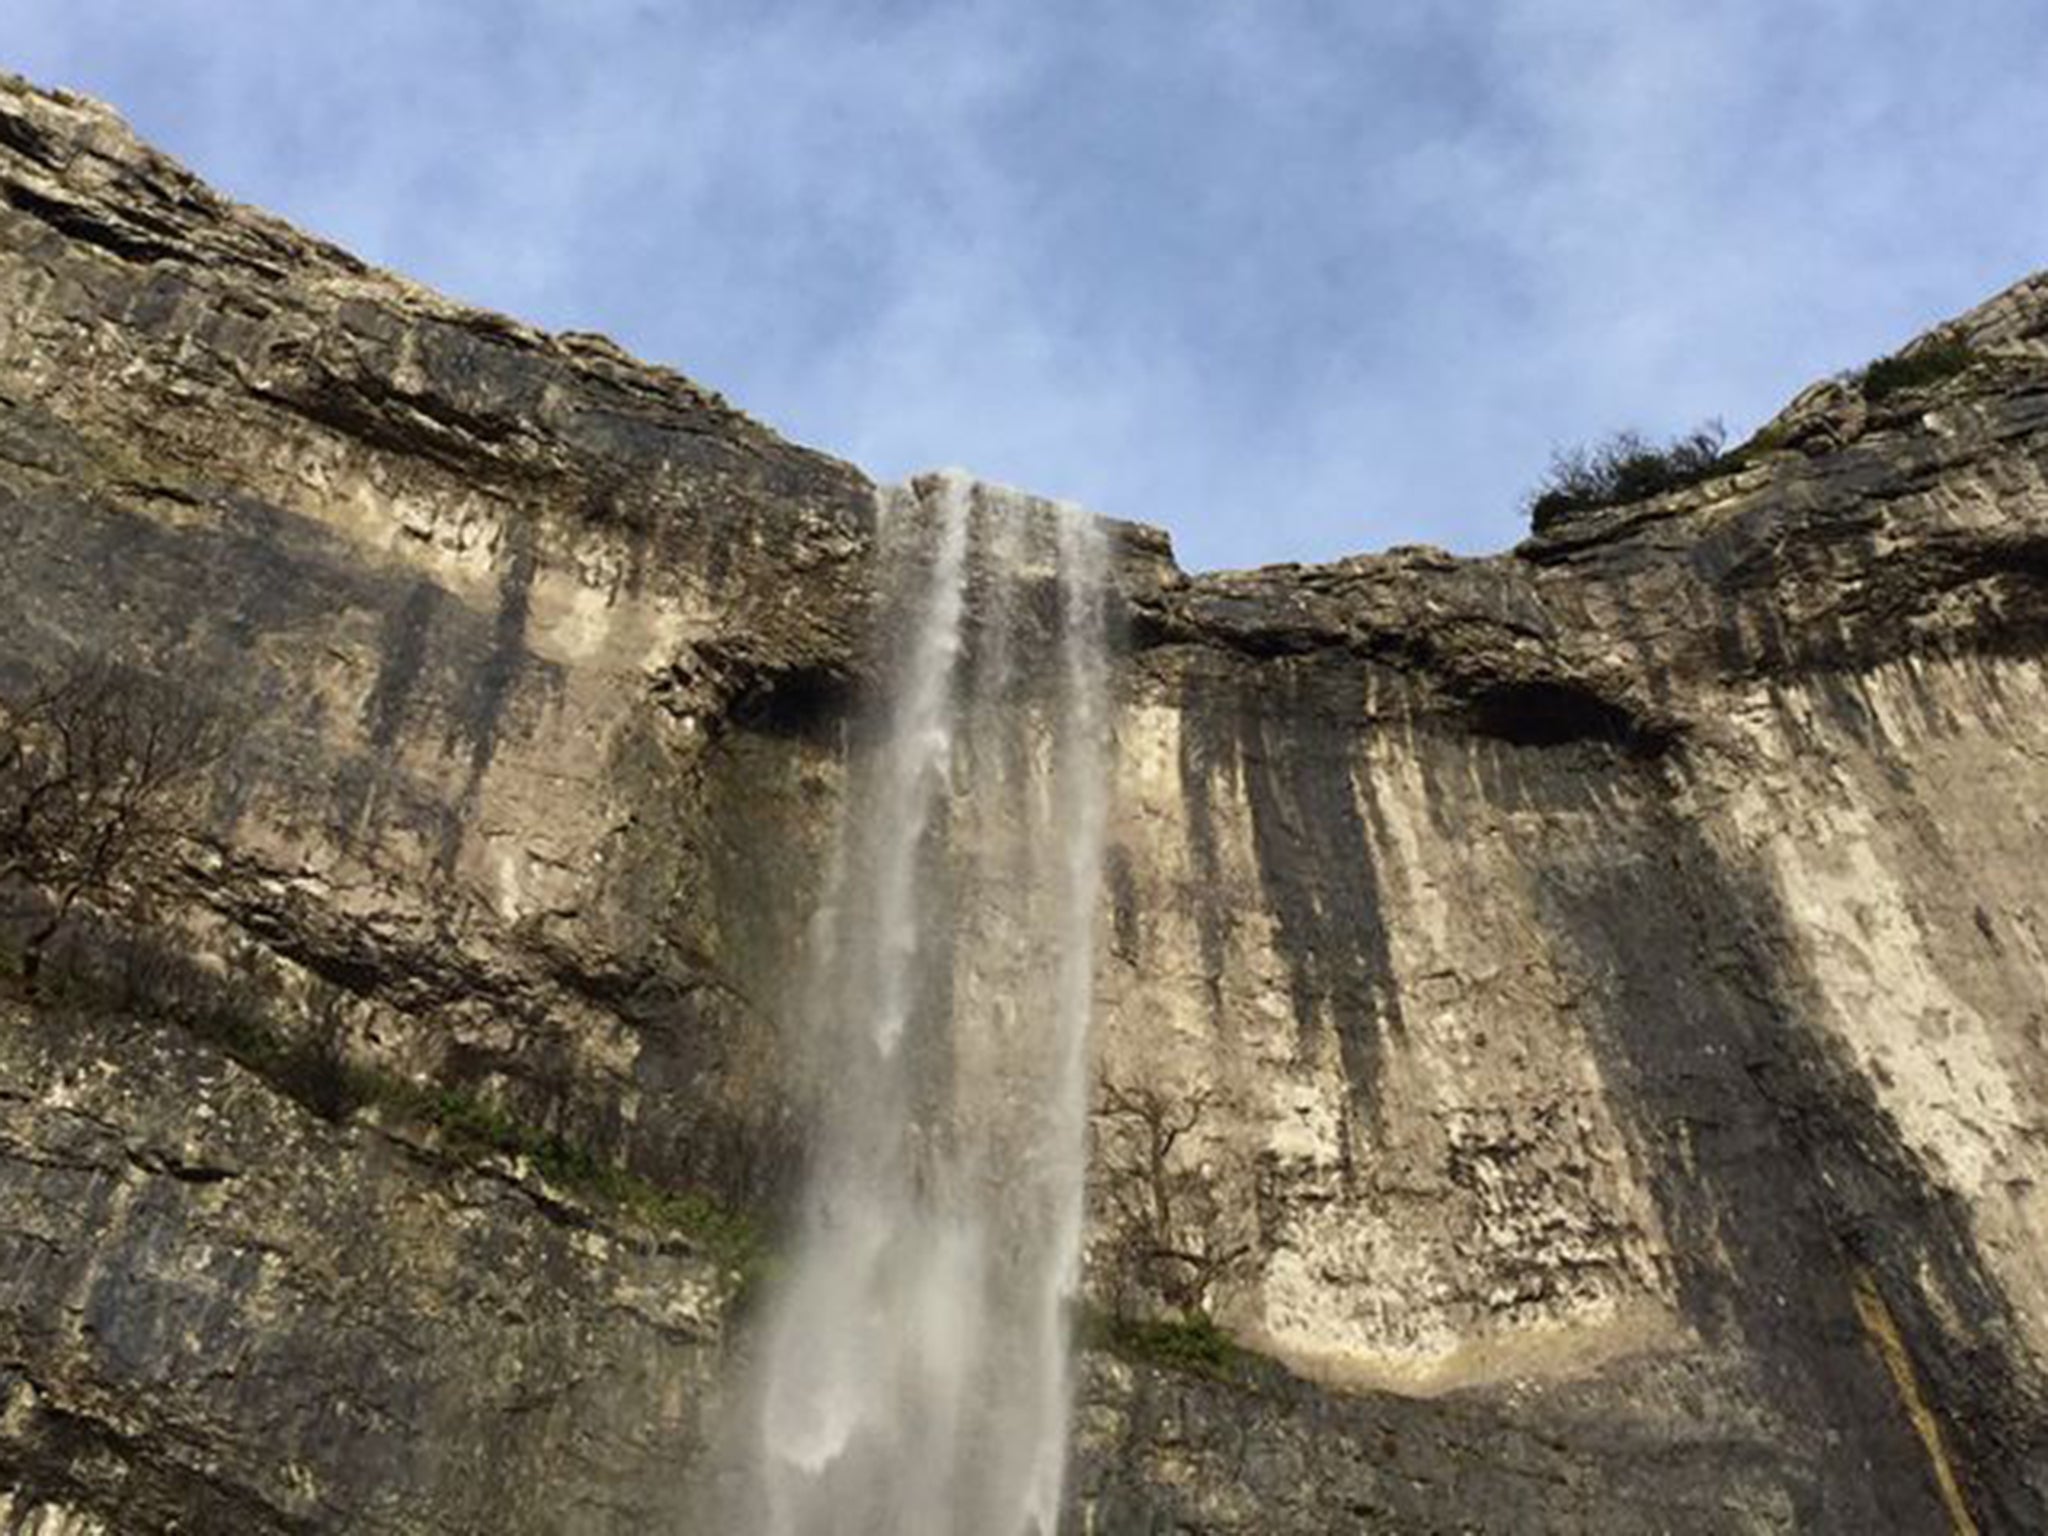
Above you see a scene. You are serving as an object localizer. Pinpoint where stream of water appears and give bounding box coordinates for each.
[746,472,1111,1536]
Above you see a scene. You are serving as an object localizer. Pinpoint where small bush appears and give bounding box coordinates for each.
[1526,420,1735,531]
[0,659,232,989]
[1088,1307,1248,1381]
[1734,420,1788,458]
[1859,334,1980,403]
[422,1086,764,1278]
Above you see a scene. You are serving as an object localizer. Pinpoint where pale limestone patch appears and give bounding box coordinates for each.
[522,561,693,673]
[1714,654,2048,1359]
[0,1380,33,1439]
[1754,802,2016,1188]
[1722,667,2032,1195]
[0,1494,109,1536]
[1247,1292,1682,1398]
[1094,704,1683,1390]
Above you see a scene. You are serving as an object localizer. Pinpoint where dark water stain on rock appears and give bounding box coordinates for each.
[1175,665,1239,1040]
[360,579,442,755]
[1179,657,1404,1124]
[341,576,443,840]
[436,527,539,873]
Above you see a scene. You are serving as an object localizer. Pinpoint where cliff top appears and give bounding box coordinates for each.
[5,68,2042,565]
[5,69,2047,754]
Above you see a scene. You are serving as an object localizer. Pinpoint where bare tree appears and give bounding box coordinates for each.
[0,660,228,991]
[1093,1078,1253,1321]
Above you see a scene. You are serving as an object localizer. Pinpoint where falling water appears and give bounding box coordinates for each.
[745,471,1111,1536]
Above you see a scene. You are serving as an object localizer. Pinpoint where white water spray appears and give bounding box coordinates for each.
[746,472,1111,1536]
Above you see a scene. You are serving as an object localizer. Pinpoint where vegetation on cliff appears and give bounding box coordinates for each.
[1088,1077,1262,1381]
[1086,1307,1253,1383]
[0,660,230,989]
[1526,330,1988,533]
[1857,331,1982,403]
[1519,419,1782,532]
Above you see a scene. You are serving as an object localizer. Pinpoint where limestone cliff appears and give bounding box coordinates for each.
[2,73,2045,1533]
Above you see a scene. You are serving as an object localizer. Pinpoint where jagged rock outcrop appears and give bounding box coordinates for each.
[3,72,2046,1533]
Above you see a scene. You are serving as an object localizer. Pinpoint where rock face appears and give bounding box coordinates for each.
[2,72,2046,1534]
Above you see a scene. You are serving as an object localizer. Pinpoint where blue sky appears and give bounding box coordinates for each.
[9,3,2047,570]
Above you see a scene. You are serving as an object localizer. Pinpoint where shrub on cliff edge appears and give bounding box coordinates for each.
[1858,333,1980,403]
[1525,420,1733,533]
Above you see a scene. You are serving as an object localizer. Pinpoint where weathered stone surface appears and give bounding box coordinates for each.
[4,70,2047,1533]
[0,1002,728,1534]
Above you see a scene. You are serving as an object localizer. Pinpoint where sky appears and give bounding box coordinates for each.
[8,3,2047,571]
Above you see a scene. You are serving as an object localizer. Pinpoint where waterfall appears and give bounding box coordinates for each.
[745,471,1111,1536]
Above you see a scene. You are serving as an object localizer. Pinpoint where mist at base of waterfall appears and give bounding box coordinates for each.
[732,473,1112,1536]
